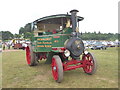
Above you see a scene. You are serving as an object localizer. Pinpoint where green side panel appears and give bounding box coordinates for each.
[52,28,72,48]
[51,35,70,48]
[34,36,52,52]
[52,35,62,47]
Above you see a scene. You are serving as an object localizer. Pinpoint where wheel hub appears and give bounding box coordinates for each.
[53,66,57,71]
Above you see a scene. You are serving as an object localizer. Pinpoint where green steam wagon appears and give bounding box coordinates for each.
[26,10,97,83]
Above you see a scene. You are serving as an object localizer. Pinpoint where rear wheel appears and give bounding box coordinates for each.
[51,55,63,83]
[82,52,97,75]
[26,45,38,66]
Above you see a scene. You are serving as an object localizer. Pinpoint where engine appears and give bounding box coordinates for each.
[64,10,85,59]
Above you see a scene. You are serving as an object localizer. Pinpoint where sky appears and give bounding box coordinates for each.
[0,0,119,34]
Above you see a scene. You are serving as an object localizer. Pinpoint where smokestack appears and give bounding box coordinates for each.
[70,9,79,32]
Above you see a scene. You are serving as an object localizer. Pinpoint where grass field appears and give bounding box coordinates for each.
[2,47,118,88]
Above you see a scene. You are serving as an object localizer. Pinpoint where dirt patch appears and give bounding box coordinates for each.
[2,49,24,52]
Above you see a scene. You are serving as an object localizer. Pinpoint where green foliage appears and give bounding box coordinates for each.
[19,23,32,39]
[14,34,21,38]
[1,31,14,41]
[19,27,25,34]
[24,23,31,32]
[81,31,119,41]
[24,32,32,39]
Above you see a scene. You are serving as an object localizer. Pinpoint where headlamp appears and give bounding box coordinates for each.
[64,49,70,57]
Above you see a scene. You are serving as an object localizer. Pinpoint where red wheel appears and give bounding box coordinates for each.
[82,52,97,75]
[26,46,30,65]
[51,55,63,83]
[26,45,38,66]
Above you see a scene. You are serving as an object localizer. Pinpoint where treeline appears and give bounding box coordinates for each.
[1,23,32,41]
[81,32,119,41]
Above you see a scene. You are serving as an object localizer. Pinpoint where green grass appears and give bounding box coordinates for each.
[2,47,118,88]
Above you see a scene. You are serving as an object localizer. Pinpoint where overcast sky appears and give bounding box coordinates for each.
[0,0,119,34]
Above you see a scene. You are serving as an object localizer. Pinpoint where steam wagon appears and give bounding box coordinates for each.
[26,9,97,83]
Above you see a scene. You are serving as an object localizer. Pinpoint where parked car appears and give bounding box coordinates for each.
[90,42,107,50]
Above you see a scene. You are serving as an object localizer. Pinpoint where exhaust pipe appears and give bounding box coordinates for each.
[70,9,79,32]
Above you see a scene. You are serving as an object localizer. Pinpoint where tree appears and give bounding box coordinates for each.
[19,23,32,35]
[14,33,21,38]
[19,23,32,39]
[24,23,31,32]
[1,31,14,41]
[24,32,32,39]
[98,31,101,34]
[19,27,25,34]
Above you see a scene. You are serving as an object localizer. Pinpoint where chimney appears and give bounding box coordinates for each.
[70,9,79,32]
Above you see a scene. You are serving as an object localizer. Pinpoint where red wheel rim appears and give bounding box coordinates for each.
[26,46,31,65]
[82,54,94,73]
[51,58,58,80]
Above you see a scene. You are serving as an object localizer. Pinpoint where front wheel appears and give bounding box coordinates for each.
[51,55,63,83]
[82,52,97,75]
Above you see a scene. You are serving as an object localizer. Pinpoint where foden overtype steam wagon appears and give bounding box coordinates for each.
[26,10,97,83]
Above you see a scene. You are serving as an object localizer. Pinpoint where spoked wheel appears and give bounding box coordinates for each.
[26,45,38,66]
[51,55,63,83]
[82,52,97,75]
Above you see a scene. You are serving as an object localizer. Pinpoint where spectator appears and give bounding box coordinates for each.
[8,44,10,49]
[3,43,5,50]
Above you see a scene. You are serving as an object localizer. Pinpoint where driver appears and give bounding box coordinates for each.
[66,19,71,28]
